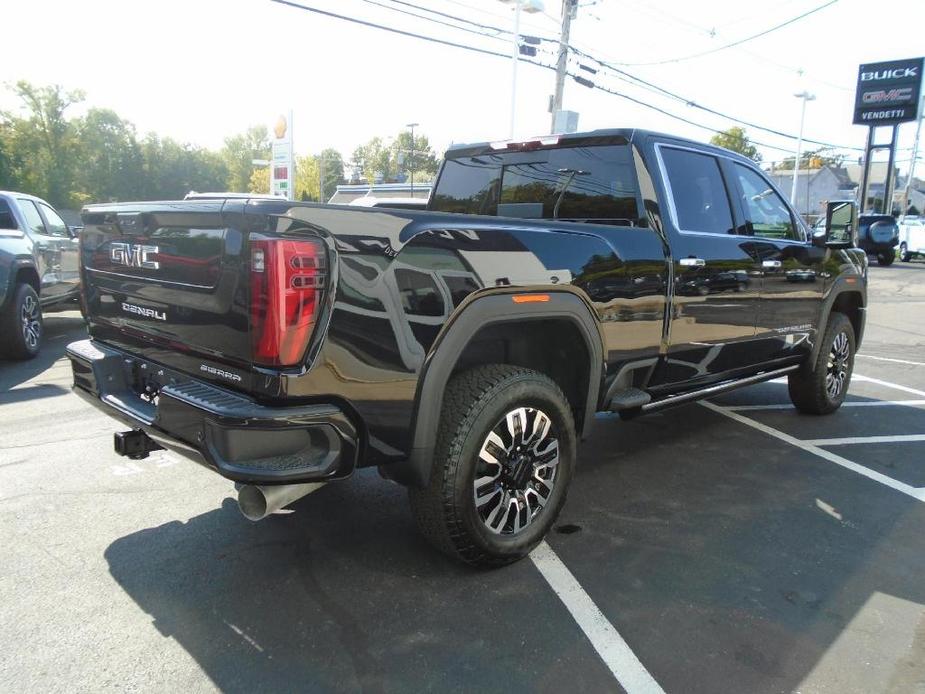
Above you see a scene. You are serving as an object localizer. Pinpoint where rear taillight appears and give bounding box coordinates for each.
[250,238,326,367]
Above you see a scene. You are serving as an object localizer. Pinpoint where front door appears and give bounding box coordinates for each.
[650,144,760,389]
[729,163,825,363]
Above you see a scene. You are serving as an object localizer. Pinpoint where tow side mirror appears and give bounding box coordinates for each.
[819,201,856,249]
[67,225,83,239]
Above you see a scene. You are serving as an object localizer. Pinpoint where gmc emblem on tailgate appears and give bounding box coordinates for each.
[111,242,160,269]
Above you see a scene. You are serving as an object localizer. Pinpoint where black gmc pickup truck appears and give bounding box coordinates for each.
[67,129,866,566]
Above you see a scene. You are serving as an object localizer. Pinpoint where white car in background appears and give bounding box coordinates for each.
[899,216,925,262]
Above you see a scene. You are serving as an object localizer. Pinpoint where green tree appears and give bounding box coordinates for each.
[392,130,438,183]
[221,125,270,192]
[73,108,144,204]
[1,81,85,206]
[140,134,227,200]
[352,137,394,184]
[709,126,762,163]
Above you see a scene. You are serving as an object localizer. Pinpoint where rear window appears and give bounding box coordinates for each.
[431,145,639,225]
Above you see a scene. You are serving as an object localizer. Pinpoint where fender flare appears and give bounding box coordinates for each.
[393,289,605,488]
[811,277,867,364]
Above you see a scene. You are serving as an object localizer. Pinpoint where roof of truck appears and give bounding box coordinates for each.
[444,128,750,163]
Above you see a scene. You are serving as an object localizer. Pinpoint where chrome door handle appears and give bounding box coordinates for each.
[762,260,782,268]
[679,257,706,267]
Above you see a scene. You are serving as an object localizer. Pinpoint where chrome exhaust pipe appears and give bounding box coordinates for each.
[237,482,324,521]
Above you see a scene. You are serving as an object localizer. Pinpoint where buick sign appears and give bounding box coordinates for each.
[853,57,924,126]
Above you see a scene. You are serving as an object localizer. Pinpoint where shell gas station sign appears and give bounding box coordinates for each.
[271,113,294,200]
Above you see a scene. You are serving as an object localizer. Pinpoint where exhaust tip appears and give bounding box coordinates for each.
[237,485,269,521]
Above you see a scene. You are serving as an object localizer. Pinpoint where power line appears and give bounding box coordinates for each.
[567,46,864,151]
[271,0,865,157]
[620,0,839,66]
[270,0,514,60]
[379,0,863,151]
[353,0,510,43]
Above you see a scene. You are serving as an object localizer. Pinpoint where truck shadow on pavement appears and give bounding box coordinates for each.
[104,400,925,694]
[103,472,619,694]
[0,311,87,392]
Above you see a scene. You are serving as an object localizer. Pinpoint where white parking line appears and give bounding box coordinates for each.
[853,374,925,398]
[700,401,925,502]
[530,541,666,694]
[856,354,925,367]
[727,400,925,411]
[806,434,925,446]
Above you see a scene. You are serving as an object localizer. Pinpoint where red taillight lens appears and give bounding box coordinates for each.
[250,238,326,367]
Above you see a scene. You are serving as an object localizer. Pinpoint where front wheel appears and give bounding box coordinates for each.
[877,251,895,266]
[409,364,576,567]
[0,283,43,360]
[788,312,855,415]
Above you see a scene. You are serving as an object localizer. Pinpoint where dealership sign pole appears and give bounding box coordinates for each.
[854,58,924,213]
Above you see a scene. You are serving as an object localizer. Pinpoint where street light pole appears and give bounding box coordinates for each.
[499,1,544,139]
[790,91,816,208]
[406,122,419,195]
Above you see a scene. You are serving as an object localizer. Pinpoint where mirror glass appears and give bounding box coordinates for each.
[826,201,854,246]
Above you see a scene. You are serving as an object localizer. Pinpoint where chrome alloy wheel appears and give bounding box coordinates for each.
[825,331,850,399]
[473,407,559,535]
[20,293,41,350]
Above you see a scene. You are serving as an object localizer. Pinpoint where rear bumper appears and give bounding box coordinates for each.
[66,339,359,484]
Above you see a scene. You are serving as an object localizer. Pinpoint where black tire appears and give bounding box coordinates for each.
[877,251,895,266]
[900,243,912,262]
[0,283,42,360]
[409,364,576,567]
[787,312,855,415]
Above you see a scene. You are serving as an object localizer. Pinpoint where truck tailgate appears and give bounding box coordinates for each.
[79,201,250,374]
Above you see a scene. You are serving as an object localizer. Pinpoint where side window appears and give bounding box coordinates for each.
[733,164,799,241]
[660,148,735,235]
[429,157,501,215]
[38,203,69,238]
[0,200,18,230]
[395,269,445,317]
[498,145,639,224]
[17,200,47,236]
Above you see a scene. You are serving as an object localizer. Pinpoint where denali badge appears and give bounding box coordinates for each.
[111,241,160,269]
[121,302,166,321]
[200,364,243,382]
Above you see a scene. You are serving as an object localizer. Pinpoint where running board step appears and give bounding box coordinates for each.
[641,365,799,413]
[608,387,652,411]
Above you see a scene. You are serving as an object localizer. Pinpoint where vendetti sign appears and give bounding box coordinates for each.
[853,57,924,126]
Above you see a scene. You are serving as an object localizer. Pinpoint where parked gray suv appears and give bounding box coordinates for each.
[0,191,81,359]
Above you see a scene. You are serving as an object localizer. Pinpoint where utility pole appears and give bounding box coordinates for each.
[900,95,924,215]
[790,91,815,207]
[550,0,575,134]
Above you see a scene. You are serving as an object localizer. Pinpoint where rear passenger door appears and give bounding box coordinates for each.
[17,198,70,300]
[728,163,825,363]
[650,144,760,388]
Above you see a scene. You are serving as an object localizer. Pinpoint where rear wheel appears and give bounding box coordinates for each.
[877,251,895,266]
[900,243,912,262]
[788,312,855,415]
[0,283,42,360]
[409,364,576,567]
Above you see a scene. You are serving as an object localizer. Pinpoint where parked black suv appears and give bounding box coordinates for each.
[67,129,867,566]
[1,191,81,359]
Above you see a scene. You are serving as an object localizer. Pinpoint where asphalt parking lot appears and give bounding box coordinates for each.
[2,261,924,694]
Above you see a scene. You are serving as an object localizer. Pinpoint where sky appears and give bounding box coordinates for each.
[2,0,923,177]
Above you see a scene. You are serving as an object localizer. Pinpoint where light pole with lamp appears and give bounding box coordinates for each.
[498,0,545,139]
[790,90,816,209]
[406,122,419,195]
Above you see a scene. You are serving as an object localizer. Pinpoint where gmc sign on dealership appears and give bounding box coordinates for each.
[853,57,924,126]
